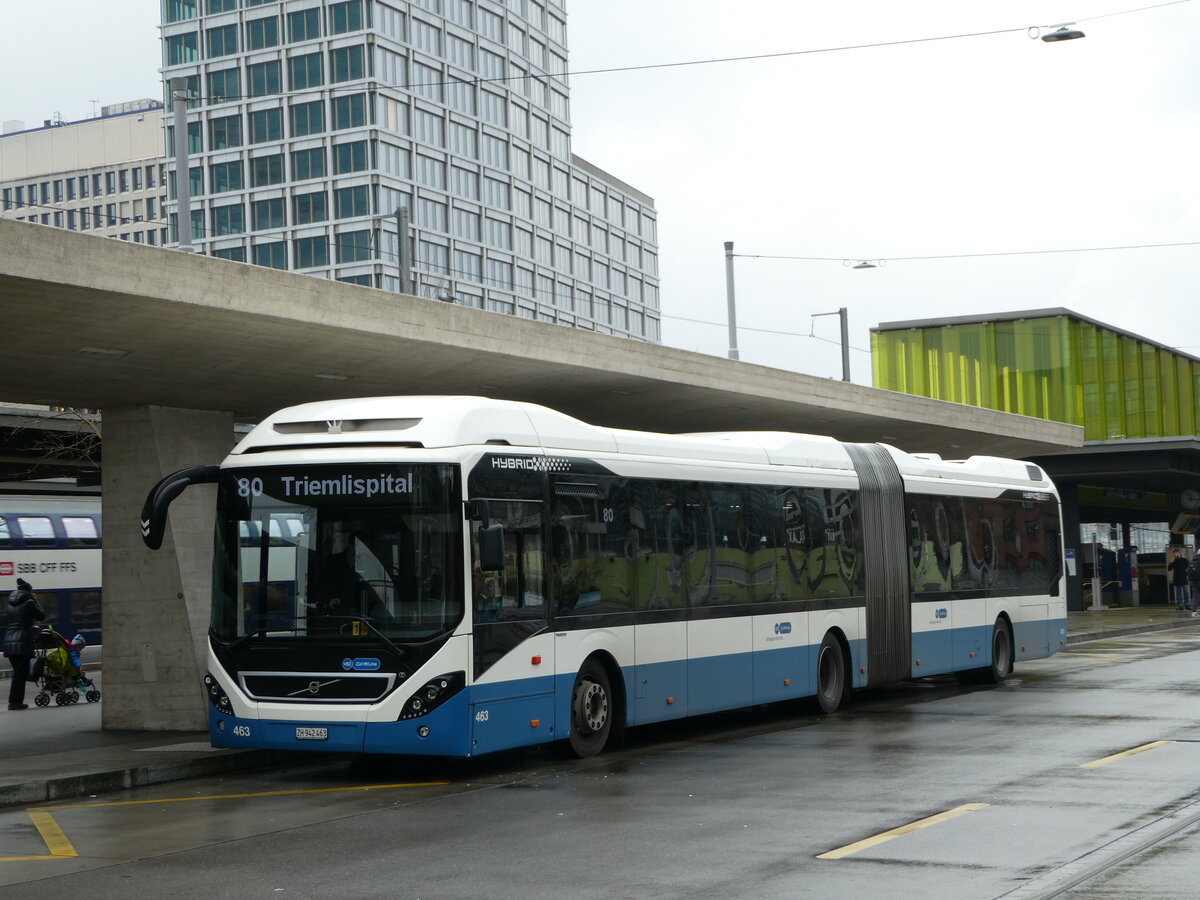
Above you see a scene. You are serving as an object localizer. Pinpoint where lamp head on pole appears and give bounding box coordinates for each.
[1032,23,1085,42]
[1042,25,1085,42]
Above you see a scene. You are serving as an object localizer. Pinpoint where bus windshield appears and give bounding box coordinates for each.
[211,464,463,644]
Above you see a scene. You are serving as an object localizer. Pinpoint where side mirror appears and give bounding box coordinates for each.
[140,465,220,550]
[478,523,505,572]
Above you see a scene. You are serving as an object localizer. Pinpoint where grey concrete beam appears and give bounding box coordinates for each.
[0,218,1081,459]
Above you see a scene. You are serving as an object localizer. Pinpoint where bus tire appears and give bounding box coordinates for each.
[568,658,613,758]
[985,619,1013,684]
[815,632,848,714]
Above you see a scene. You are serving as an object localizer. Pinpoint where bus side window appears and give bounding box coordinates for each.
[0,516,10,547]
[470,501,545,621]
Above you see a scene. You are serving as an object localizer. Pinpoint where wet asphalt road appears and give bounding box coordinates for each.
[4,628,1200,899]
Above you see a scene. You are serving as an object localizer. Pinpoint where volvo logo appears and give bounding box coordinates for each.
[288,678,340,698]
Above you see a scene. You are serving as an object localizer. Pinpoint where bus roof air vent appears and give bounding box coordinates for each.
[554,482,604,498]
[273,418,421,435]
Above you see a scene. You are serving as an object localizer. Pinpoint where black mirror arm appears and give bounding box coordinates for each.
[140,465,220,550]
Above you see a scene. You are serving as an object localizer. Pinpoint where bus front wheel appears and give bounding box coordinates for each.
[568,659,613,758]
[815,632,847,714]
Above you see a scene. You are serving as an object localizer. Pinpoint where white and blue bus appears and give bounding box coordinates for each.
[142,396,1066,758]
[0,495,103,644]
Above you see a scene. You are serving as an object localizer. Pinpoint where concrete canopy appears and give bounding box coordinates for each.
[0,219,1081,458]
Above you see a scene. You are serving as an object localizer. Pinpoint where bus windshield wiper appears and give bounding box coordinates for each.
[321,616,408,660]
[226,626,268,653]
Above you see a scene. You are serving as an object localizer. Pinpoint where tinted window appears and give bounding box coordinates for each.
[17,516,55,547]
[62,516,100,546]
[550,477,632,616]
[70,589,102,625]
[907,492,1060,597]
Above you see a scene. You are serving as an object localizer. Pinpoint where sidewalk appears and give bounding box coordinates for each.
[1066,602,1200,643]
[0,672,285,810]
[2,605,1198,810]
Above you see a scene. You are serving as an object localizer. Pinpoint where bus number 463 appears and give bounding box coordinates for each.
[475,710,489,722]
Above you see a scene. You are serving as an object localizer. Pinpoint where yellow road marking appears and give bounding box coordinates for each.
[34,781,449,811]
[0,811,79,861]
[816,803,988,860]
[1081,740,1174,768]
[5,781,447,862]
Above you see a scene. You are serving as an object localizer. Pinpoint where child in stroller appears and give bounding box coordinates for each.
[30,627,101,707]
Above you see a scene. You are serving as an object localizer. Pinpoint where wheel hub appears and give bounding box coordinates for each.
[578,681,607,732]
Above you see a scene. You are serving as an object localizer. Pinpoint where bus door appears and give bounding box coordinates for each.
[469,499,556,754]
[632,481,689,724]
[687,483,753,716]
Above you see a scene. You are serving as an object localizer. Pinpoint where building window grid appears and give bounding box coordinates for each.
[149,0,658,337]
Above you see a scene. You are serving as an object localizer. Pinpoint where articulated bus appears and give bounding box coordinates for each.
[0,496,103,644]
[142,396,1066,758]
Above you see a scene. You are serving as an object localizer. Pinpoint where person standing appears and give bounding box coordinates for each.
[4,578,45,710]
[1188,555,1200,618]
[1168,550,1191,612]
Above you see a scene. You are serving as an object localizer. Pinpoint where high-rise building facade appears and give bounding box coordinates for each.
[160,0,661,339]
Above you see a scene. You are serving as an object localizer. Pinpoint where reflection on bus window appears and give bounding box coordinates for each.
[211,465,462,644]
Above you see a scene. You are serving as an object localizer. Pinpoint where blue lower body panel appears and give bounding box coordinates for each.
[209,692,475,756]
[210,620,1064,755]
[210,713,366,753]
[909,617,1066,677]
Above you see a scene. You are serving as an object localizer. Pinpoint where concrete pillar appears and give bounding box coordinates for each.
[102,405,233,730]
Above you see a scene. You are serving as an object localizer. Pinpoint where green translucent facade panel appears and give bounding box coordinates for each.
[873,316,1200,441]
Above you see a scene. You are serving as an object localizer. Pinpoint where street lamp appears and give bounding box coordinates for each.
[724,241,739,360]
[812,308,851,382]
[1034,24,1085,42]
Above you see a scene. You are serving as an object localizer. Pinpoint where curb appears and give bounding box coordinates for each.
[1066,616,1200,644]
[0,748,283,810]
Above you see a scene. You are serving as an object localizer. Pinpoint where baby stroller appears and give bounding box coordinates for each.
[31,627,101,707]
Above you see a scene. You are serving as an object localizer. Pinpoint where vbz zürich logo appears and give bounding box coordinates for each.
[774,621,792,635]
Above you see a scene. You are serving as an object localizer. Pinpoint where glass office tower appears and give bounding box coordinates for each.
[160,0,660,339]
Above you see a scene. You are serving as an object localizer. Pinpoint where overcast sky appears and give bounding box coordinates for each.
[1,0,1197,385]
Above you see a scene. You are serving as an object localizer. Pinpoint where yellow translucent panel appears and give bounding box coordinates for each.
[872,314,1199,441]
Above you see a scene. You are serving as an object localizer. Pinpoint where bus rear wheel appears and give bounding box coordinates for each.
[985,619,1013,684]
[815,632,847,714]
[568,659,613,758]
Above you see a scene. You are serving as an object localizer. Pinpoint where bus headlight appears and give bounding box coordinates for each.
[399,671,465,720]
[203,672,233,716]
